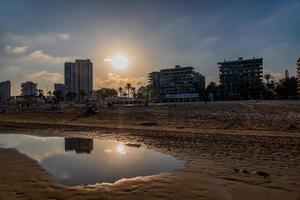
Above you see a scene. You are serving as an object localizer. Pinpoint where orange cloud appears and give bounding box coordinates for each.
[24,71,63,82]
[5,46,28,54]
[27,50,69,63]
[95,72,147,89]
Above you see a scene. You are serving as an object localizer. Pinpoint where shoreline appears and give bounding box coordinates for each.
[0,117,299,138]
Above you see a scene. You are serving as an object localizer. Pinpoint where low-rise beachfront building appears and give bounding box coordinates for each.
[0,80,11,102]
[148,65,205,102]
[21,81,37,96]
[148,71,160,101]
[218,57,263,100]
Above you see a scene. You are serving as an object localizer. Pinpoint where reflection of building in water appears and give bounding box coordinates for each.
[65,138,93,154]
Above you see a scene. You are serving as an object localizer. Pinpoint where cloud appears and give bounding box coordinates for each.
[0,65,24,82]
[4,46,70,65]
[0,65,25,95]
[271,72,284,80]
[56,33,71,41]
[4,32,71,46]
[95,72,147,89]
[5,46,28,54]
[24,71,63,83]
[103,57,111,62]
[0,65,22,74]
[256,1,300,28]
[26,50,69,63]
[199,35,219,47]
[24,71,63,92]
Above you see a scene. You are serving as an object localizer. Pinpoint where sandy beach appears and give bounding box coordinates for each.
[0,101,299,200]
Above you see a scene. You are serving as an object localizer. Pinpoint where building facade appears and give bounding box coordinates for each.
[218,57,263,100]
[148,71,160,100]
[64,62,76,94]
[0,81,11,102]
[297,58,300,94]
[65,138,93,154]
[64,59,93,102]
[148,65,205,102]
[54,83,66,96]
[21,81,37,96]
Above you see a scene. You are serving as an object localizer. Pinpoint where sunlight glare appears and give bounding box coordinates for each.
[108,54,129,70]
[116,143,128,155]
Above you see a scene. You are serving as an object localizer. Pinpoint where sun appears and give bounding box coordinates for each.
[106,54,129,70]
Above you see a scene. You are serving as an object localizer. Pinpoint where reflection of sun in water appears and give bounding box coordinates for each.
[104,54,129,70]
[116,143,127,155]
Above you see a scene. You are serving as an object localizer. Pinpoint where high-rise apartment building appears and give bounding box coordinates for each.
[64,59,93,102]
[218,57,263,100]
[64,62,76,94]
[0,81,11,102]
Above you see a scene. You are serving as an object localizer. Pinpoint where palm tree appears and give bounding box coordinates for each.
[122,92,128,97]
[125,83,132,98]
[131,87,136,99]
[37,89,44,101]
[264,73,272,85]
[270,80,276,98]
[264,73,274,97]
[118,87,123,97]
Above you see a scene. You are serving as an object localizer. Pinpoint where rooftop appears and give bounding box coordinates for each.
[160,65,194,72]
[218,57,263,65]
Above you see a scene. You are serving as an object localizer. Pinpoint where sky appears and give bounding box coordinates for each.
[0,0,299,95]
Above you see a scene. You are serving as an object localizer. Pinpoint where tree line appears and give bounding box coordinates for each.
[206,71,299,100]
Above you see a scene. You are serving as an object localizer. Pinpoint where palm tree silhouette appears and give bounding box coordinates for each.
[131,87,136,99]
[125,83,132,98]
[264,73,272,85]
[118,87,123,97]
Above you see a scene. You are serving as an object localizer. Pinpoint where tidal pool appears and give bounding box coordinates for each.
[0,133,185,186]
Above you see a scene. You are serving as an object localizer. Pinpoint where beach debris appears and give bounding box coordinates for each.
[126,143,141,148]
[288,123,297,129]
[255,171,270,178]
[86,104,98,115]
[176,126,185,129]
[242,169,250,174]
[224,122,234,129]
[232,167,239,173]
[139,121,160,126]
[233,167,270,178]
[232,168,250,175]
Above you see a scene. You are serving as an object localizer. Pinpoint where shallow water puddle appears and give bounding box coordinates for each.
[0,134,185,186]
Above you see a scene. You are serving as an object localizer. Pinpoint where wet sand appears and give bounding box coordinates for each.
[0,101,299,200]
